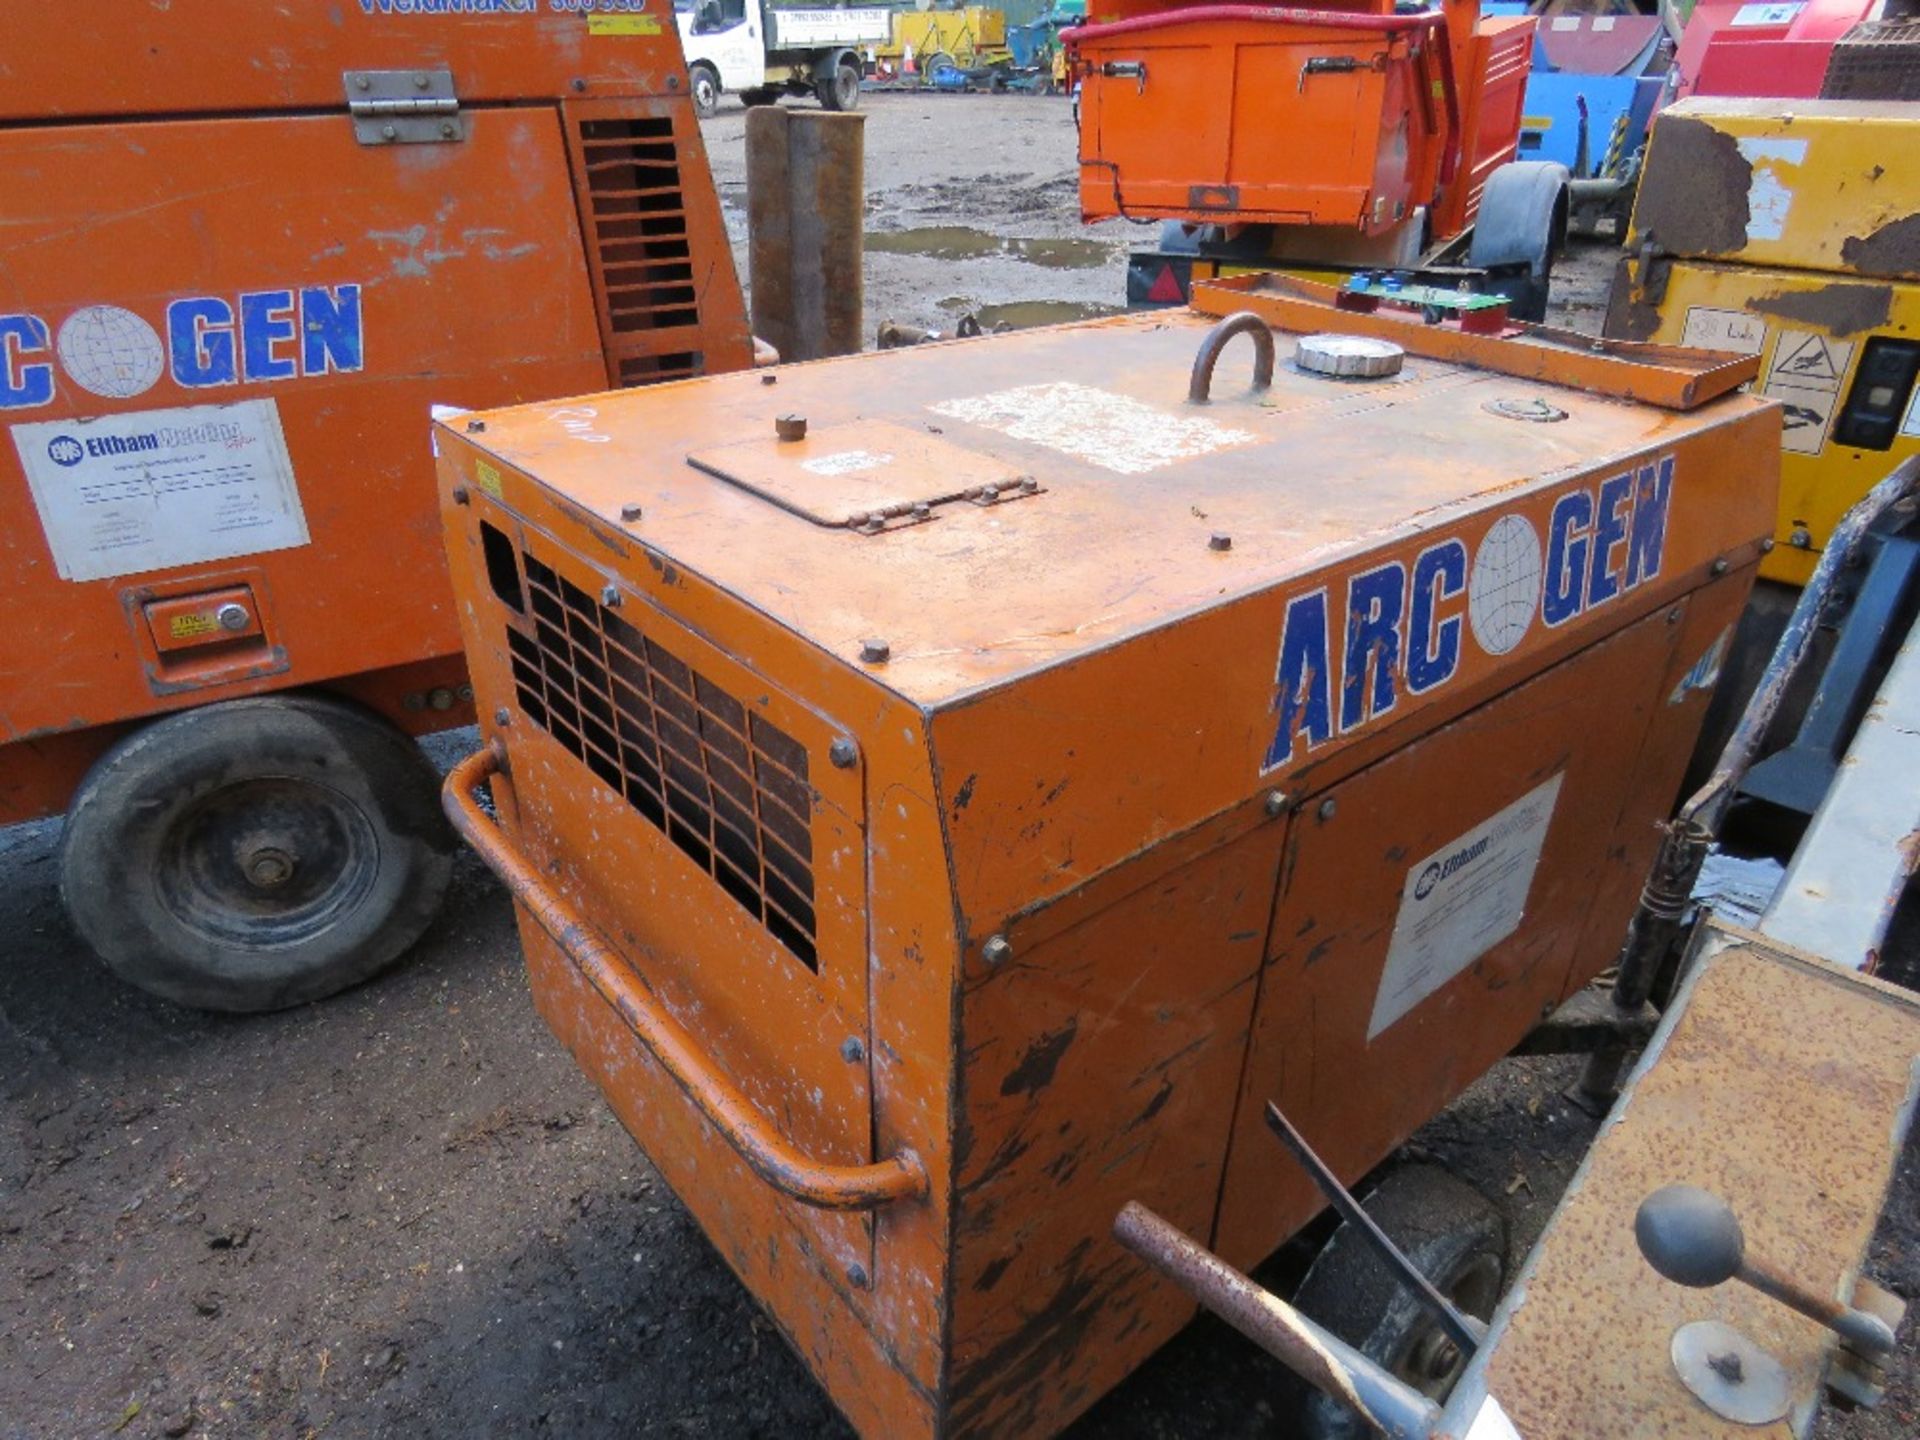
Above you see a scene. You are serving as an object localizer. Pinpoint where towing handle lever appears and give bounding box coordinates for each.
[1636,1184,1897,1358]
[444,741,929,1213]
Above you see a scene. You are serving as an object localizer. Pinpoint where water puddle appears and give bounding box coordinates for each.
[971,300,1122,329]
[865,226,1117,270]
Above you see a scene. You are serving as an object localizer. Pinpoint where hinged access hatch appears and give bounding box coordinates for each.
[688,420,1042,533]
[344,69,464,145]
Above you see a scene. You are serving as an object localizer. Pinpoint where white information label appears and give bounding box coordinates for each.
[1680,306,1768,356]
[930,381,1259,476]
[1370,774,1564,1040]
[13,399,307,582]
[1902,382,1920,439]
[1731,1,1804,24]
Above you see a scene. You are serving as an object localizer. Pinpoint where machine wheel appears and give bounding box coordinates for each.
[60,694,455,1013]
[741,86,781,108]
[923,50,955,86]
[817,59,862,112]
[1468,160,1571,325]
[1291,1165,1508,1438]
[689,63,721,119]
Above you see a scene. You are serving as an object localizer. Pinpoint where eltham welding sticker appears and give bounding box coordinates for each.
[929,381,1260,476]
[12,397,308,582]
[1369,772,1564,1040]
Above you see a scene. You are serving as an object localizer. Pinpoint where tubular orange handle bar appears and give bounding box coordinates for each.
[444,741,929,1212]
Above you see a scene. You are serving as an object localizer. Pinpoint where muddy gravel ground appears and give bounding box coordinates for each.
[4,90,1916,1440]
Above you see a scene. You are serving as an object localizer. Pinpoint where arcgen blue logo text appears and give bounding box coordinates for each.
[0,285,363,410]
[1265,455,1676,770]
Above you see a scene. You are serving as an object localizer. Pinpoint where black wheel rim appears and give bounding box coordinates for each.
[1393,1252,1502,1401]
[696,73,716,112]
[155,777,380,949]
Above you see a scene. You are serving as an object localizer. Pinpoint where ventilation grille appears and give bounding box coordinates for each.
[1822,20,1920,100]
[577,115,707,385]
[504,544,818,969]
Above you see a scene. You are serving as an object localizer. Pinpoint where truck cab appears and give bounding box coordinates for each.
[676,0,886,114]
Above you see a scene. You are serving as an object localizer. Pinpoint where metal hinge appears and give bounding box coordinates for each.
[344,70,465,146]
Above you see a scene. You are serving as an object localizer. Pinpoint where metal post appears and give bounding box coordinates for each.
[746,107,864,363]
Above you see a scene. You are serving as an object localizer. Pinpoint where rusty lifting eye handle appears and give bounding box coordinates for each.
[1189,311,1275,405]
[444,742,930,1213]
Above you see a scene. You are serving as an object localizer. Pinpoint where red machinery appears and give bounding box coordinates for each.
[1674,0,1920,100]
[1069,0,1567,318]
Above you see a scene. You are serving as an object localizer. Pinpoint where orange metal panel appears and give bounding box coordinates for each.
[0,3,693,119]
[1212,603,1701,1266]
[434,296,1781,1438]
[0,8,750,821]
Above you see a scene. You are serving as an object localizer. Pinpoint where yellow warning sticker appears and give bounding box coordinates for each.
[588,14,662,34]
[475,460,504,499]
[170,613,218,640]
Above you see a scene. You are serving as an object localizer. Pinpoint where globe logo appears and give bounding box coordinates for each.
[1468,514,1543,656]
[56,305,165,400]
[47,435,86,468]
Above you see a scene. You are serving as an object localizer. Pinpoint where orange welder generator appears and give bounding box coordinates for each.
[439,284,1777,1437]
[0,2,748,1010]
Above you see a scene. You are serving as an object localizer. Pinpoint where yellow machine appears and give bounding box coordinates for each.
[879,6,1008,72]
[1606,98,1920,590]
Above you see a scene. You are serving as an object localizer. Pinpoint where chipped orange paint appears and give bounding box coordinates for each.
[435,300,1779,1437]
[0,2,749,824]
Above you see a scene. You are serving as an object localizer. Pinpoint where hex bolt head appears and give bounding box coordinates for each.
[493,707,512,727]
[840,1036,866,1063]
[1667,605,1683,624]
[1760,537,1775,553]
[1209,532,1233,552]
[601,585,621,609]
[666,74,680,90]
[847,1263,871,1291]
[775,413,808,442]
[571,77,588,93]
[829,737,858,769]
[859,638,891,665]
[1018,477,1039,494]
[981,934,1013,966]
[620,502,644,523]
[466,418,486,433]
[1317,797,1337,822]
[1263,789,1287,818]
[1711,557,1730,576]
[451,485,471,506]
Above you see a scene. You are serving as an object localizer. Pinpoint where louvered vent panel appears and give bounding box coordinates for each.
[578,115,708,384]
[501,542,818,969]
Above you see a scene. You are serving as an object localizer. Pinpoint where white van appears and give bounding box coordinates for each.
[675,0,892,115]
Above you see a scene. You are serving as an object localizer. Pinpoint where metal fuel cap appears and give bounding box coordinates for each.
[1295,333,1405,379]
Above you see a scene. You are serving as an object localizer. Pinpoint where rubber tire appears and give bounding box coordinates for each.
[741,86,781,108]
[1291,1165,1508,1439]
[689,63,721,119]
[60,694,455,1013]
[817,60,861,112]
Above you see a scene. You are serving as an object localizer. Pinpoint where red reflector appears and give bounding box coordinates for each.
[1146,263,1185,304]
